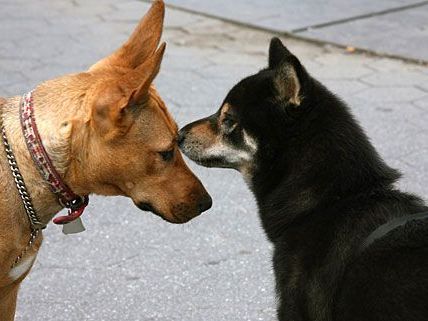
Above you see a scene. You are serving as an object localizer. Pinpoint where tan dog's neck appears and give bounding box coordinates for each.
[0,90,77,224]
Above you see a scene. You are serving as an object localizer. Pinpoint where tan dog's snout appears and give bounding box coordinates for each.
[136,155,212,224]
[164,160,213,223]
[170,167,213,221]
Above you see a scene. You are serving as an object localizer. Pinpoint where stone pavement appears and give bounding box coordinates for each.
[166,0,428,62]
[0,0,428,320]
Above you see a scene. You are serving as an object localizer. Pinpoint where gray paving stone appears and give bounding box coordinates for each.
[161,48,216,72]
[361,70,428,87]
[402,149,428,177]
[312,63,374,80]
[166,0,428,62]
[413,95,428,111]
[0,2,62,20]
[164,9,204,29]
[320,79,369,97]
[1,34,71,60]
[0,70,28,87]
[352,86,427,103]
[167,0,422,32]
[0,81,33,97]
[24,64,83,88]
[52,1,115,18]
[365,57,411,72]
[207,51,265,67]
[103,1,151,21]
[350,99,428,159]
[0,15,51,36]
[0,57,41,74]
[300,5,428,62]
[388,159,427,197]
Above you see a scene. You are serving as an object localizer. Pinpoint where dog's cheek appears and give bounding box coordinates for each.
[243,130,257,154]
[239,130,258,185]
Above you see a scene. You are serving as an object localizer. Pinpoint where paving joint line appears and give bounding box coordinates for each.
[144,0,428,66]
[292,1,428,33]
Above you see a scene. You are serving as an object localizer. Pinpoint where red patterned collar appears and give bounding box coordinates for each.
[20,91,89,225]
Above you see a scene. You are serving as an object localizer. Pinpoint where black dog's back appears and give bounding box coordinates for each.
[272,187,428,321]
[336,219,428,321]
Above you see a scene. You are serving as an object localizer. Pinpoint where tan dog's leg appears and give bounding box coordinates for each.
[0,283,20,321]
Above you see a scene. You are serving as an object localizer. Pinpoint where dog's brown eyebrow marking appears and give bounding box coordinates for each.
[220,103,234,122]
[221,103,231,113]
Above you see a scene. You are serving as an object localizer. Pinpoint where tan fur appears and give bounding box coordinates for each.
[0,1,210,319]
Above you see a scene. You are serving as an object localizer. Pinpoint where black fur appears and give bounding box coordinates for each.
[181,38,428,321]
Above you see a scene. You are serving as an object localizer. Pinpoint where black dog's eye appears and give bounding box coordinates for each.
[222,114,237,134]
[223,118,235,128]
[159,149,174,162]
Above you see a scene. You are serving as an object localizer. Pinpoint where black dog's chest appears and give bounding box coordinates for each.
[273,246,336,321]
[271,217,350,321]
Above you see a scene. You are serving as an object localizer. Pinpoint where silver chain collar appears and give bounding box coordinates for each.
[0,106,44,268]
[11,229,39,268]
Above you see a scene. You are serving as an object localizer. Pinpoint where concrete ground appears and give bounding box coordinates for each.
[167,0,428,62]
[0,0,428,320]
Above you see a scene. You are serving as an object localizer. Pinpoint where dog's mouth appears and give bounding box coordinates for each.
[180,143,236,169]
[183,152,233,169]
[136,202,195,224]
[179,144,222,168]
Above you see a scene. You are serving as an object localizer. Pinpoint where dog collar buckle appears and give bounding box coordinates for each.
[53,196,89,225]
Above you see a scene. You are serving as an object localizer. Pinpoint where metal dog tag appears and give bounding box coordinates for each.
[62,217,86,235]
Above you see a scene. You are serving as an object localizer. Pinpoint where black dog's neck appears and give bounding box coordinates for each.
[251,83,400,241]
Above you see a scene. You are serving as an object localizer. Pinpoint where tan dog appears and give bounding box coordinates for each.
[0,1,211,319]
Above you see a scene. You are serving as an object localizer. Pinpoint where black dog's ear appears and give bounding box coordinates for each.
[273,64,301,106]
[269,38,302,105]
[269,37,294,69]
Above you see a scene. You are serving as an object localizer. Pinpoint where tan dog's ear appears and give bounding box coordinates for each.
[123,42,166,106]
[92,43,166,138]
[90,0,165,71]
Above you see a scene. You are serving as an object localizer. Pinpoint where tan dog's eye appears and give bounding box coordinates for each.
[159,149,174,162]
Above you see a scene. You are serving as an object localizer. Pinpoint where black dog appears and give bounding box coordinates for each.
[179,38,428,321]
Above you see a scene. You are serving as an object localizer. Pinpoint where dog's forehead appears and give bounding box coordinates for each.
[149,86,178,132]
[139,108,176,149]
[136,87,177,149]
[225,69,274,105]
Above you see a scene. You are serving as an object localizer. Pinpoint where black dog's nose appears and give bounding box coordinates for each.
[198,195,213,213]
